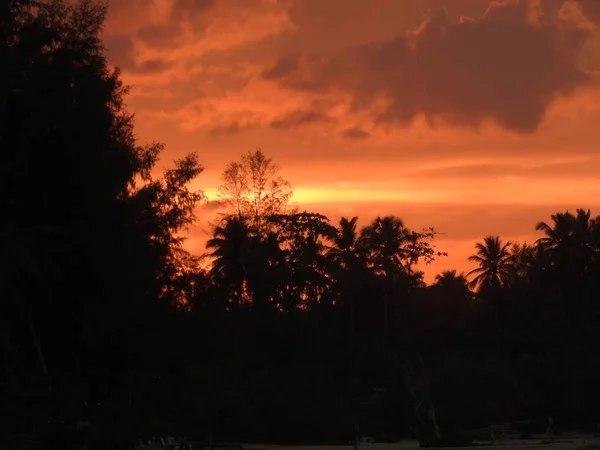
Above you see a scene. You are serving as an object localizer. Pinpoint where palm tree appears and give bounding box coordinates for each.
[509,242,553,281]
[467,236,513,291]
[434,270,466,288]
[328,217,364,333]
[360,216,409,276]
[434,270,470,294]
[360,215,408,337]
[535,209,597,272]
[329,216,361,268]
[535,209,600,321]
[206,215,255,309]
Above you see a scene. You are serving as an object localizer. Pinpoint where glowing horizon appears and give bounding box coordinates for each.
[104,0,600,281]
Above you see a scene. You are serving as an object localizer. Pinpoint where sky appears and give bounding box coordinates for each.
[102,0,600,282]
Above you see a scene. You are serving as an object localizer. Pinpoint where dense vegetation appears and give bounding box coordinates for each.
[2,1,600,449]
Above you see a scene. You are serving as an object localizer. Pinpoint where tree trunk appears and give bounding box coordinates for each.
[402,356,440,448]
[384,289,388,338]
[27,314,48,377]
[349,295,355,338]
[414,396,440,447]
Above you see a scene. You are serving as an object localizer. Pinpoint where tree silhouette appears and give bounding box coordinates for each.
[328,216,365,333]
[329,217,362,265]
[1,0,204,443]
[535,209,600,323]
[467,236,513,291]
[0,224,73,377]
[433,270,471,297]
[360,216,416,337]
[245,231,287,311]
[360,216,408,276]
[206,215,255,310]
[266,212,336,311]
[535,209,598,273]
[218,149,293,234]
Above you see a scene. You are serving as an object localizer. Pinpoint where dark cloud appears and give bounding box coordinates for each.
[269,109,334,130]
[262,55,299,79]
[262,0,592,134]
[208,120,259,135]
[137,24,182,48]
[342,127,371,140]
[102,34,174,74]
[103,34,134,69]
[578,0,600,25]
[134,59,173,74]
[171,0,215,19]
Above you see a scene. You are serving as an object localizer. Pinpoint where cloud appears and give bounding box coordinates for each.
[103,34,134,69]
[407,158,600,180]
[269,109,334,130]
[103,34,178,74]
[208,120,260,135]
[171,0,215,20]
[262,0,594,134]
[342,127,371,140]
[136,24,183,48]
[103,0,296,87]
[578,0,600,25]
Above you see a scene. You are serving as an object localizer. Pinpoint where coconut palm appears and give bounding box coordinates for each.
[206,215,256,309]
[535,209,598,273]
[467,236,513,291]
[360,216,408,277]
[433,270,470,292]
[432,270,474,311]
[360,215,409,337]
[535,209,600,321]
[327,216,365,333]
[328,216,363,268]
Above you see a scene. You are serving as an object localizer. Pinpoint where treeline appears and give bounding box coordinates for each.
[192,150,600,444]
[2,1,600,449]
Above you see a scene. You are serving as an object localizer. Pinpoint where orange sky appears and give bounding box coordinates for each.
[102,0,600,282]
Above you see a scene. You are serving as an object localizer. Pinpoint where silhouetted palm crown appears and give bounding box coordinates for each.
[467,236,513,290]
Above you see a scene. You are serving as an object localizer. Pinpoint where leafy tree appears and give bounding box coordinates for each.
[0,0,204,443]
[218,149,293,233]
[266,212,336,311]
[360,216,443,336]
[245,230,287,312]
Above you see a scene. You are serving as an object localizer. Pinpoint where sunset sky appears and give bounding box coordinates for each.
[102,0,600,282]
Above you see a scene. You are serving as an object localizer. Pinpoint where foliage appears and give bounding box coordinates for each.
[218,149,293,233]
